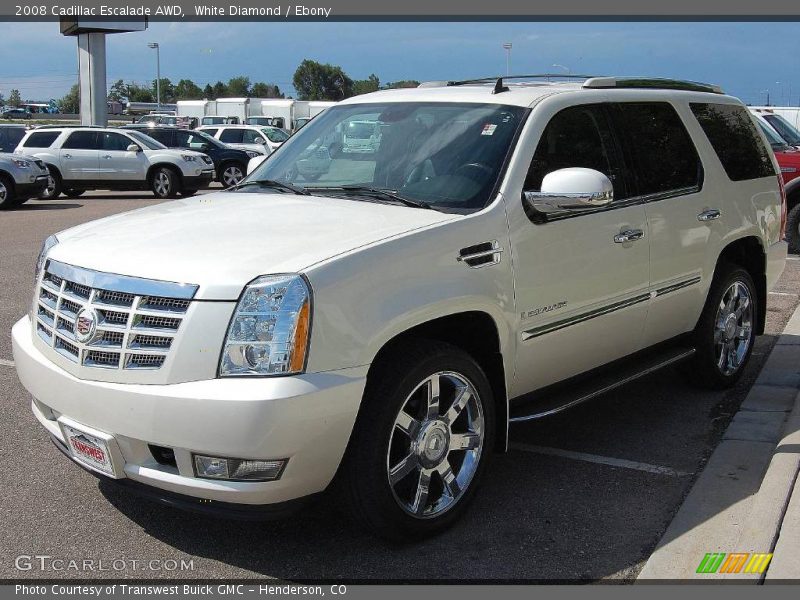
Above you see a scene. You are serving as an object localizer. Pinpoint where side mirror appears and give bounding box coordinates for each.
[127,144,142,153]
[254,137,266,145]
[247,154,268,175]
[199,143,210,152]
[523,167,613,214]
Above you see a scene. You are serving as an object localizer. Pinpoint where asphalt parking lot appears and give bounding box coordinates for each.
[1,189,799,581]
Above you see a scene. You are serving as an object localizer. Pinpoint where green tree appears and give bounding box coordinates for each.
[212,81,227,99]
[227,76,251,97]
[174,79,204,100]
[352,74,380,96]
[8,89,22,107]
[203,84,214,99]
[108,79,127,102]
[250,82,284,98]
[126,83,154,103]
[386,80,420,89]
[293,60,353,101]
[151,78,175,103]
[0,92,5,106]
[57,85,80,113]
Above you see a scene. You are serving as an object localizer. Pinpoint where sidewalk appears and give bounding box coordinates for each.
[637,305,800,581]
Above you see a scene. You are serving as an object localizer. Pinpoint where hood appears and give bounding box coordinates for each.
[50,191,457,300]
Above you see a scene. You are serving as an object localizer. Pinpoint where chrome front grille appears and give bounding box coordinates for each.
[34,259,198,371]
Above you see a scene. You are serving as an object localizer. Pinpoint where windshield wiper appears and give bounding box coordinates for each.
[229,179,310,196]
[333,185,433,210]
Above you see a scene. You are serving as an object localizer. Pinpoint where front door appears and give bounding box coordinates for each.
[508,103,651,397]
[98,132,148,181]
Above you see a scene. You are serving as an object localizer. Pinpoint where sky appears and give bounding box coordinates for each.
[0,21,799,106]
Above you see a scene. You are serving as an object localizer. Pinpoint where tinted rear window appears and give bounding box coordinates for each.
[690,103,775,181]
[62,131,99,150]
[24,131,61,148]
[611,102,701,196]
[1,127,26,150]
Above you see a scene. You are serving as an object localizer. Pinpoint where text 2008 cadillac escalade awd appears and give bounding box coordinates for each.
[12,76,788,541]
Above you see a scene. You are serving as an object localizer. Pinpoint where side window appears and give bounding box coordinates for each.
[101,132,134,151]
[148,130,174,146]
[5,128,26,148]
[202,128,218,137]
[62,131,99,150]
[220,129,245,143]
[23,131,59,148]
[525,104,624,198]
[610,102,701,196]
[690,103,776,181]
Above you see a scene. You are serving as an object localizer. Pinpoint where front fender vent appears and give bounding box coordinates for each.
[457,240,503,268]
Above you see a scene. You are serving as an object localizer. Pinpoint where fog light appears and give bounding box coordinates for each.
[193,454,286,481]
[195,168,202,175]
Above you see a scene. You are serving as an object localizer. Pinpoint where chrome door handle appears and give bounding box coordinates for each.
[63,153,72,159]
[102,155,112,159]
[697,209,721,222]
[614,229,644,243]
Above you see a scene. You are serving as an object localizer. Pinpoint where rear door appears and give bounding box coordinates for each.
[59,131,99,181]
[98,131,148,181]
[606,101,710,346]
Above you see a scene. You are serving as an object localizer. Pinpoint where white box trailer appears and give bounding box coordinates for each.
[177,100,215,119]
[250,99,296,130]
[215,98,251,122]
[308,101,336,118]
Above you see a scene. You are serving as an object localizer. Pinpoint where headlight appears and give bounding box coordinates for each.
[219,274,311,376]
[245,150,261,158]
[35,234,59,280]
[181,154,197,162]
[13,159,31,168]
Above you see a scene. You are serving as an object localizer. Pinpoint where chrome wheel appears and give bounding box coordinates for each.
[154,171,171,197]
[0,179,7,203]
[222,165,243,187]
[714,280,753,376]
[387,371,484,519]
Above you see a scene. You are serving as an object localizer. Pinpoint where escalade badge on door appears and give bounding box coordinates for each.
[521,301,567,320]
[75,308,98,343]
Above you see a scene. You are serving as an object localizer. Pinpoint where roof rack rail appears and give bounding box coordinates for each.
[418,74,602,89]
[582,77,724,94]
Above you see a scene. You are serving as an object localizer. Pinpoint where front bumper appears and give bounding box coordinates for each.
[12,316,367,507]
[15,174,49,198]
[183,169,215,189]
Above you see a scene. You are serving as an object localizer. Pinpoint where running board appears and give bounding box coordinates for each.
[509,345,696,422]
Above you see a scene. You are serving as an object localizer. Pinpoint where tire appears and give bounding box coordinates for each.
[339,339,495,542]
[181,189,198,197]
[150,167,180,199]
[63,188,85,198]
[0,174,20,209]
[686,264,757,390]
[787,203,800,255]
[219,162,245,188]
[38,167,62,200]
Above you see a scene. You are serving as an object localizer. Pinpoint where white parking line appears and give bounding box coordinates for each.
[511,442,692,477]
[0,358,14,368]
[769,291,797,297]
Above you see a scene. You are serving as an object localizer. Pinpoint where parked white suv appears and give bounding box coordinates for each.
[198,124,289,154]
[16,127,215,199]
[12,77,787,541]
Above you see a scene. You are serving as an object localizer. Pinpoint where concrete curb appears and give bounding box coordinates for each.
[637,303,800,581]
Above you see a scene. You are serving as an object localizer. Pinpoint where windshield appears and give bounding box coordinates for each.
[763,114,800,146]
[128,130,167,150]
[262,127,289,143]
[248,102,527,211]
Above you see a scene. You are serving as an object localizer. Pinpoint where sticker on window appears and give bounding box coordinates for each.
[481,124,497,136]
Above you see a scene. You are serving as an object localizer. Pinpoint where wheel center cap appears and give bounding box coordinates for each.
[416,421,449,467]
[724,314,737,339]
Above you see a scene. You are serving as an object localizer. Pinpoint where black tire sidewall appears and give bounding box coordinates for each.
[39,167,62,200]
[691,265,757,389]
[219,162,244,188]
[787,203,800,255]
[0,174,16,209]
[342,341,495,541]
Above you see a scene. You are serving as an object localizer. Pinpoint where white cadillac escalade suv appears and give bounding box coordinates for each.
[12,76,788,541]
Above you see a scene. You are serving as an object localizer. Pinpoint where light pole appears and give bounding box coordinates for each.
[502,42,512,76]
[148,42,160,110]
[761,89,771,106]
